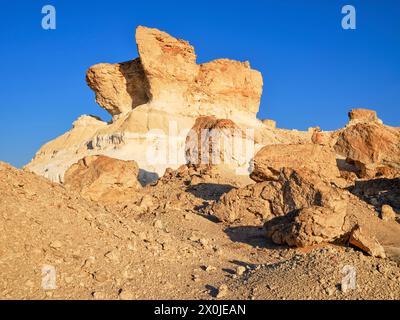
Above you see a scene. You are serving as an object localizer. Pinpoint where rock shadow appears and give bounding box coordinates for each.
[119,59,152,110]
[186,183,236,201]
[224,226,285,250]
[138,169,159,186]
[349,177,400,213]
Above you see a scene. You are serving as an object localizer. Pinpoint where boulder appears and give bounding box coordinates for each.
[349,226,386,258]
[250,144,340,182]
[265,206,348,247]
[185,116,253,170]
[334,122,400,178]
[64,155,141,203]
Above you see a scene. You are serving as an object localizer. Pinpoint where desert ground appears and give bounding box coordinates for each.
[1,26,399,300]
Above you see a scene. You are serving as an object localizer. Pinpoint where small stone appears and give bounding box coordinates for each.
[127,242,137,252]
[236,266,246,276]
[192,274,200,282]
[326,288,335,296]
[50,240,63,249]
[199,238,208,246]
[64,276,74,284]
[104,250,120,262]
[216,284,229,298]
[92,291,106,300]
[381,205,396,221]
[119,290,134,300]
[190,175,202,185]
[154,219,163,230]
[205,265,216,272]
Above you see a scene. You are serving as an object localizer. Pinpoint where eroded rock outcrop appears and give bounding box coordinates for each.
[347,108,382,126]
[26,26,311,184]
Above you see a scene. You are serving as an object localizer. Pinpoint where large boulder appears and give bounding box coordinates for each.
[334,122,400,178]
[64,155,141,204]
[250,143,341,182]
[184,116,256,178]
[265,206,348,247]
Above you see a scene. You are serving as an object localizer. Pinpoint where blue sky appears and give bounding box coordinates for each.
[0,0,399,167]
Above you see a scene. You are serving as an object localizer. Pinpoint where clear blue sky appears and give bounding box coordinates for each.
[0,0,399,167]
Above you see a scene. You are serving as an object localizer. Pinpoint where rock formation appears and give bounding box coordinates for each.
[28,26,313,184]
[210,130,400,259]
[4,24,400,301]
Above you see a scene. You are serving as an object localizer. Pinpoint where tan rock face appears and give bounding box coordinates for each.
[250,144,340,182]
[334,123,400,178]
[64,155,141,203]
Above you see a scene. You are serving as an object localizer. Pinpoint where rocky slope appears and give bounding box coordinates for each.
[3,25,400,301]
[1,156,400,300]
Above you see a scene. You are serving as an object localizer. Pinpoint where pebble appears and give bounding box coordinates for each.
[216,284,229,298]
[104,250,120,262]
[326,287,335,296]
[119,290,134,300]
[93,271,109,283]
[154,220,163,230]
[205,265,216,272]
[64,276,74,284]
[236,266,246,276]
[92,291,106,300]
[50,240,63,249]
[192,274,200,282]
